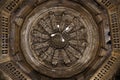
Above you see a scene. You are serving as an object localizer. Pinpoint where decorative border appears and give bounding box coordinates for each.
[4,0,23,13]
[96,0,120,50]
[0,62,31,80]
[90,52,120,80]
[90,0,120,80]
[0,12,9,55]
[0,0,31,80]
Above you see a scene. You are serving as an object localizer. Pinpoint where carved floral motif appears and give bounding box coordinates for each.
[30,11,88,67]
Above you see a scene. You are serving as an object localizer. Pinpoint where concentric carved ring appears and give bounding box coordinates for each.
[30,10,88,66]
[21,1,99,78]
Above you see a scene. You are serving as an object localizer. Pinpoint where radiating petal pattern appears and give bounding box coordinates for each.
[29,10,88,67]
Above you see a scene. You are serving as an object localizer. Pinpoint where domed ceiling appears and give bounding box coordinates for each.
[0,0,120,80]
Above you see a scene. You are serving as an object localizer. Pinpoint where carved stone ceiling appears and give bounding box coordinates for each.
[0,0,120,80]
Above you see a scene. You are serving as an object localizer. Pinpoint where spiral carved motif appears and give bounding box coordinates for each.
[30,10,88,67]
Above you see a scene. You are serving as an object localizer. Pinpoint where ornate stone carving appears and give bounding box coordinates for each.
[21,5,99,78]
[0,0,120,80]
[30,10,88,67]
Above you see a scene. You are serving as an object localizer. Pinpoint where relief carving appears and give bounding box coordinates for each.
[30,10,88,67]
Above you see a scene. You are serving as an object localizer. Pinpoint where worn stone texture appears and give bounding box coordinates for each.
[0,0,120,80]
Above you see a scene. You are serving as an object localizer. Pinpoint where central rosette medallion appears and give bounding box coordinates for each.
[30,9,88,66]
[50,32,68,49]
[21,2,99,77]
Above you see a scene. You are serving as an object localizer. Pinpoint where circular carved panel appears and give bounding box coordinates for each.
[30,8,88,67]
[21,1,99,78]
[0,0,120,80]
